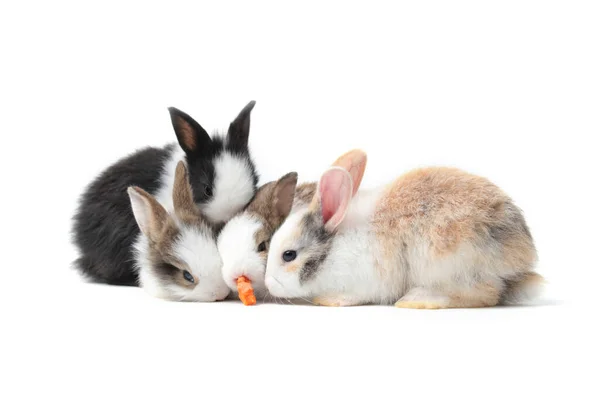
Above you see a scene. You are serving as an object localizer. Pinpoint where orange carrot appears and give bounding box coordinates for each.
[237,276,256,306]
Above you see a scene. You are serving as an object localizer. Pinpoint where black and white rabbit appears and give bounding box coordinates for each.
[72,101,259,286]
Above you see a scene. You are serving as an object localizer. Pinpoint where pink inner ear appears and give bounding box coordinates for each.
[331,149,367,196]
[319,168,353,230]
[321,180,340,223]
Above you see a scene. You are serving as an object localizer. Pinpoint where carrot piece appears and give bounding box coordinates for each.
[237,276,257,306]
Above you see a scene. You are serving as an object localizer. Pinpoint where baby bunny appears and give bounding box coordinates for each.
[128,161,230,301]
[265,149,543,309]
[218,173,317,299]
[73,102,258,286]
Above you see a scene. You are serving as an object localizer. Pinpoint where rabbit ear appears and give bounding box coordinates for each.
[331,149,367,196]
[318,167,353,232]
[172,161,199,219]
[128,186,168,242]
[168,107,212,156]
[227,100,256,151]
[273,172,298,220]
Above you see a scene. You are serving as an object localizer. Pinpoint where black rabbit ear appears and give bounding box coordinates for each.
[226,100,256,151]
[168,107,212,156]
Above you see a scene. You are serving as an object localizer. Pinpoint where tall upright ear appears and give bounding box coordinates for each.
[272,172,298,221]
[127,186,168,242]
[172,161,199,219]
[227,100,256,151]
[168,107,212,156]
[331,149,367,196]
[318,167,353,232]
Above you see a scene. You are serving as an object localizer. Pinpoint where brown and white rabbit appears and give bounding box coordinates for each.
[128,161,230,301]
[265,149,543,308]
[217,172,316,299]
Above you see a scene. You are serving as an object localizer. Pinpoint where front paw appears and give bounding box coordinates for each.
[394,300,444,309]
[313,295,360,307]
[394,287,450,309]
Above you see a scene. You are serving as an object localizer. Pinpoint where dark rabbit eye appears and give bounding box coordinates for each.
[183,271,195,283]
[282,250,297,262]
[204,185,213,197]
[257,241,267,252]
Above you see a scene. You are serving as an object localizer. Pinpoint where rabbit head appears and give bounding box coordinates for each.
[129,161,230,301]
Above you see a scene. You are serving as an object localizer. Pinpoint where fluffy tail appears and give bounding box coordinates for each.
[500,271,546,305]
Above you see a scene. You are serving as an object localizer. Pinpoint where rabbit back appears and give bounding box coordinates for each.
[72,145,175,285]
[373,167,537,298]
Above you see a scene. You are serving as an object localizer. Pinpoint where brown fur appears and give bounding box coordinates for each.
[246,173,297,230]
[394,283,501,309]
[285,262,300,273]
[242,173,303,253]
[373,167,535,274]
[252,221,272,258]
[447,282,502,308]
[293,182,317,207]
[331,149,368,196]
[172,115,197,151]
[172,161,207,227]
[129,187,169,243]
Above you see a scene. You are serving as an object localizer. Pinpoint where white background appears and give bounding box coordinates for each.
[1,1,598,399]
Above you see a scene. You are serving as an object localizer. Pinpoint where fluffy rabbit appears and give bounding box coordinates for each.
[73,102,258,286]
[129,161,229,301]
[218,173,316,299]
[265,149,543,308]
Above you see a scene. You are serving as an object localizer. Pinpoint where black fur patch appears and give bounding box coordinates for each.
[72,145,174,286]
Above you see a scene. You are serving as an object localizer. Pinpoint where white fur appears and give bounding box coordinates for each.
[266,189,390,302]
[218,214,268,297]
[153,147,255,224]
[133,235,169,299]
[201,153,256,224]
[502,276,546,305]
[133,221,229,302]
[128,188,154,235]
[154,146,186,213]
[169,224,230,301]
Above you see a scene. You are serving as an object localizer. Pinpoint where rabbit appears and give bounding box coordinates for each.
[72,101,259,286]
[128,161,230,301]
[265,149,543,308]
[217,172,317,299]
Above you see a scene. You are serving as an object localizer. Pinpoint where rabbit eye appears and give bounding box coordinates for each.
[282,250,297,262]
[257,241,267,252]
[183,271,195,283]
[204,185,213,197]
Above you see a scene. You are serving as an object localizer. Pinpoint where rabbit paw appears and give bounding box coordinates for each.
[313,295,360,307]
[394,288,450,309]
